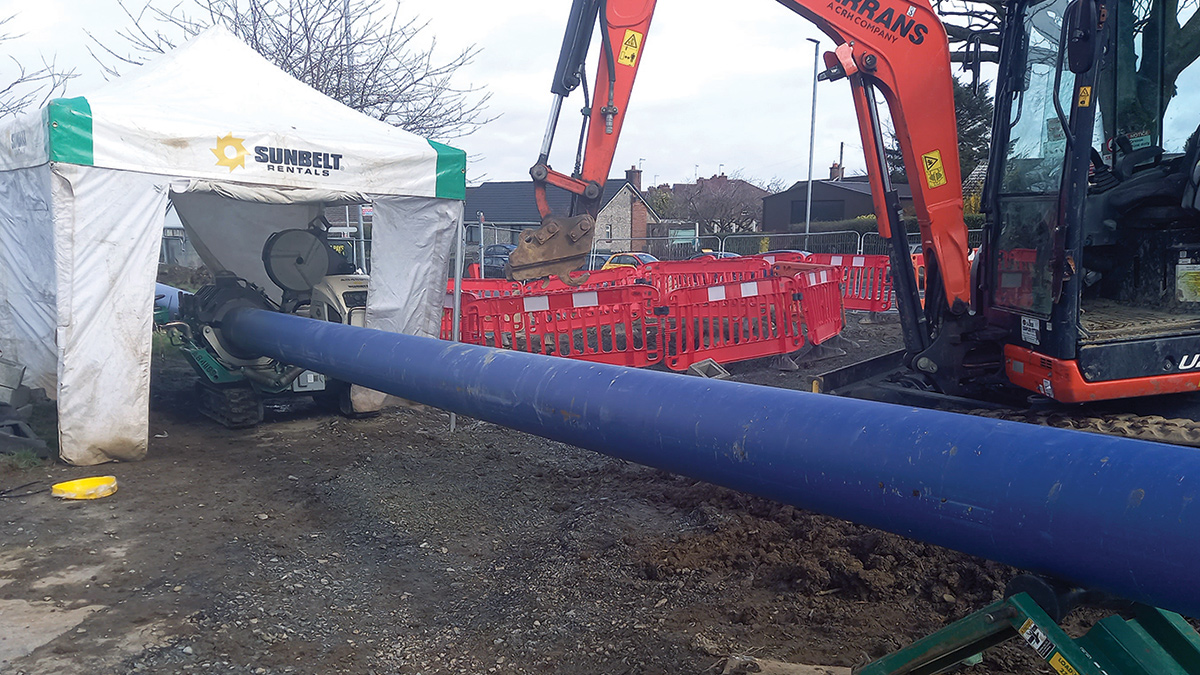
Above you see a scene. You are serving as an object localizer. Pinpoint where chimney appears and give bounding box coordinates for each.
[829,162,844,181]
[625,165,642,192]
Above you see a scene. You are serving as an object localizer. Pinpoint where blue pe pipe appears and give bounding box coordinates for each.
[224,308,1200,618]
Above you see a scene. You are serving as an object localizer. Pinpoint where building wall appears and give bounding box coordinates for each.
[762,182,909,232]
[595,186,636,252]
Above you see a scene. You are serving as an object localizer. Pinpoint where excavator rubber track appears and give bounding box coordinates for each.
[195,382,264,429]
[970,409,1200,448]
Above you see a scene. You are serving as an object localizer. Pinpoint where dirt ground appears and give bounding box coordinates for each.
[1,314,1067,674]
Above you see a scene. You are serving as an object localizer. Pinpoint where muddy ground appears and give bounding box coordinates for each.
[1,314,1069,674]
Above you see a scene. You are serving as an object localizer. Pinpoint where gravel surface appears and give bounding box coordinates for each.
[0,315,1065,674]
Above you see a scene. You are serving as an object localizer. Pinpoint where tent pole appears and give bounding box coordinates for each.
[449,209,465,432]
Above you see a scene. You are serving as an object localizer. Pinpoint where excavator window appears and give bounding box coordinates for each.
[991,0,1069,317]
[1094,0,1200,158]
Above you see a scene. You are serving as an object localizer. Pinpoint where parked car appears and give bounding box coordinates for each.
[481,243,517,278]
[582,252,609,271]
[600,252,659,270]
[760,249,812,258]
[686,250,741,260]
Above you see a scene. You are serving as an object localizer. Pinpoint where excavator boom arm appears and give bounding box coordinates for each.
[508,0,657,283]
[513,0,971,313]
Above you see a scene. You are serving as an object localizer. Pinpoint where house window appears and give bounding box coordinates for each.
[790,200,846,223]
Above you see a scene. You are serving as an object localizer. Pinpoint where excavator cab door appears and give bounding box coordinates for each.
[988,0,1077,328]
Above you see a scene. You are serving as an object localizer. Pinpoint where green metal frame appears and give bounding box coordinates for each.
[860,593,1200,675]
[181,344,243,385]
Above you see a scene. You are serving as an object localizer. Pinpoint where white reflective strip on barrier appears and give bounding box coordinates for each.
[572,291,599,308]
[763,255,776,263]
[741,282,759,297]
[707,286,727,302]
[523,296,550,312]
[852,256,866,267]
[807,272,818,286]
[830,255,843,265]
[820,270,829,283]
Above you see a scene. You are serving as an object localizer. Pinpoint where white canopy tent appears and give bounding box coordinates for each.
[0,28,466,465]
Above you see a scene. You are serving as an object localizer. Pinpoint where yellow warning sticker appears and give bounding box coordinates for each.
[617,29,643,67]
[922,150,948,189]
[1049,653,1080,675]
[1078,86,1092,107]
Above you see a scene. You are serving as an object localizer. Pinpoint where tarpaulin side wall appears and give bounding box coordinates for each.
[54,165,168,464]
[367,197,463,338]
[351,196,462,412]
[0,165,56,394]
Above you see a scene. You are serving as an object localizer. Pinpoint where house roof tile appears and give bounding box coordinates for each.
[465,180,636,224]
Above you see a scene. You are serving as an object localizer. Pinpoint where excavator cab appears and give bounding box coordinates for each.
[987,0,1200,401]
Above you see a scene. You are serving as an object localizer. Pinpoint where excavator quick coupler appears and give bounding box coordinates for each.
[506,213,595,286]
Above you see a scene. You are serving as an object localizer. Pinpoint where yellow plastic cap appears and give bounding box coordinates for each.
[51,476,119,500]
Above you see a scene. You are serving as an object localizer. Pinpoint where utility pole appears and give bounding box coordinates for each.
[804,37,820,250]
[477,211,486,278]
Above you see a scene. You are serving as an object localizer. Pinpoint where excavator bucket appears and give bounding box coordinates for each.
[506,213,595,286]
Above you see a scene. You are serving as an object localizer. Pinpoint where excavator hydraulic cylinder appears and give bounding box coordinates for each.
[223,307,1200,619]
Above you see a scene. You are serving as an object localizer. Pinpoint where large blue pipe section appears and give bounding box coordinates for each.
[224,308,1200,618]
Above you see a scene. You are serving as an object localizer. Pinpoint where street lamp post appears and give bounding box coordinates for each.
[804,37,820,250]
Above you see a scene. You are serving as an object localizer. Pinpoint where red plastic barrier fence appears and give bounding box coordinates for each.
[445,278,523,298]
[807,253,893,312]
[440,256,849,369]
[772,263,846,345]
[662,277,804,371]
[462,285,663,368]
[641,258,774,296]
[750,251,810,265]
[518,266,638,294]
[440,293,482,340]
[441,279,520,339]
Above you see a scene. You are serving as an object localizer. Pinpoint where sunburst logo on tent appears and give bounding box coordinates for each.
[211,133,248,172]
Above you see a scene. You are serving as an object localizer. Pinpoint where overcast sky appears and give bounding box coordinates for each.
[1,0,875,187]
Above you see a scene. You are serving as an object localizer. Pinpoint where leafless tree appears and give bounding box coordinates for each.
[934,0,1005,64]
[650,173,774,234]
[90,0,492,139]
[0,15,76,119]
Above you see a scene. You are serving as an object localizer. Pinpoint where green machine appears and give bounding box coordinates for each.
[164,223,369,428]
[862,576,1200,674]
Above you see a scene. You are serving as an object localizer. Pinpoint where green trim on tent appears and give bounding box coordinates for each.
[45,97,94,166]
[428,140,466,200]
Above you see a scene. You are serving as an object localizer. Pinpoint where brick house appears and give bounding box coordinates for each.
[464,167,659,255]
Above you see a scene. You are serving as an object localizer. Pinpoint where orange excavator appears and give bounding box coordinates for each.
[509,0,1200,432]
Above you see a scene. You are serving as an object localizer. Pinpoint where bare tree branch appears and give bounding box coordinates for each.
[649,173,772,235]
[91,0,494,140]
[935,0,1006,64]
[0,15,77,119]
